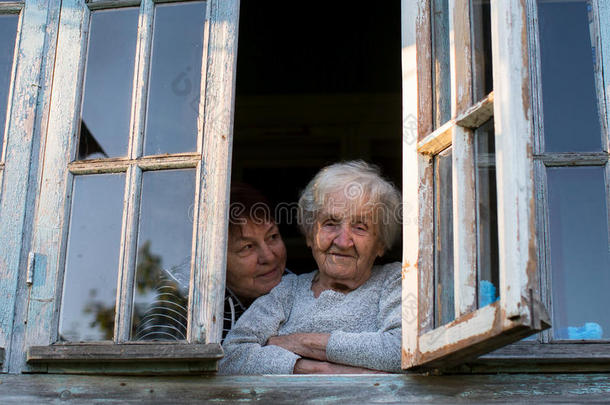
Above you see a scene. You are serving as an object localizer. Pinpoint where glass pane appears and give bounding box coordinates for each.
[547,166,610,340]
[434,147,454,326]
[131,169,195,340]
[538,0,603,152]
[0,14,18,158]
[78,8,138,160]
[59,174,125,341]
[432,0,451,129]
[475,119,499,307]
[471,0,493,101]
[143,1,206,155]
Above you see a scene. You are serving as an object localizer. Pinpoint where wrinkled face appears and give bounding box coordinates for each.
[307,191,385,289]
[226,220,287,300]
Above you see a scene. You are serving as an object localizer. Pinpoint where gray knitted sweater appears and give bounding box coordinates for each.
[219,262,402,374]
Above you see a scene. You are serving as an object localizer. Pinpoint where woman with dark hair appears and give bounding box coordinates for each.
[133,183,288,341]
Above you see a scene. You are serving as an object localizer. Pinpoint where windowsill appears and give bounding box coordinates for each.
[26,342,223,375]
[445,342,610,373]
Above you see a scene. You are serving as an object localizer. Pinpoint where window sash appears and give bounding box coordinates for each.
[23,0,238,363]
[402,0,549,370]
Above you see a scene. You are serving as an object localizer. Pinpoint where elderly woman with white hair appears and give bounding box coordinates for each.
[219,161,402,374]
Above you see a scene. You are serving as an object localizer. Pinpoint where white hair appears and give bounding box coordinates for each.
[297,160,402,251]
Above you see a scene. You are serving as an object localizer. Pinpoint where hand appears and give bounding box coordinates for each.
[266,333,330,361]
[293,359,385,374]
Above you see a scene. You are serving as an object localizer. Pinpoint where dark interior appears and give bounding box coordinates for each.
[232,0,403,273]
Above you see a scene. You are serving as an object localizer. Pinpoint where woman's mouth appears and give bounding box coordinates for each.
[256,266,281,280]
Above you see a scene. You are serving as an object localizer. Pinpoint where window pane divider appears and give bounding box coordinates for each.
[128,0,153,160]
[0,2,23,13]
[417,119,454,155]
[455,92,494,129]
[535,152,609,167]
[67,153,202,174]
[115,165,142,342]
[417,93,495,156]
[87,0,140,11]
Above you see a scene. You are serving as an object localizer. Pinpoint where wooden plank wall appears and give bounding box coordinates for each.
[2,374,610,403]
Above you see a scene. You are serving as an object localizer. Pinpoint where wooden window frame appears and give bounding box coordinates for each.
[453,0,610,369]
[22,0,239,374]
[401,0,550,371]
[0,0,58,373]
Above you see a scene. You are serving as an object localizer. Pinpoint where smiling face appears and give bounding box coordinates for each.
[307,191,385,292]
[226,220,287,301]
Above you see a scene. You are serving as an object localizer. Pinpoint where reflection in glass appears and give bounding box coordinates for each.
[471,0,493,101]
[59,174,125,341]
[434,147,454,326]
[547,167,610,340]
[538,0,603,152]
[475,119,499,307]
[78,8,138,160]
[432,0,450,129]
[144,2,206,155]
[0,14,18,157]
[131,169,195,340]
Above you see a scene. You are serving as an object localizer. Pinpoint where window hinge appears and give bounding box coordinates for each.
[26,252,36,285]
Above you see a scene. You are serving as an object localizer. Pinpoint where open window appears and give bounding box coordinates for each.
[24,0,238,373]
[401,0,551,370]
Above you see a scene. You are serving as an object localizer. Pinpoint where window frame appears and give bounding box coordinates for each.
[0,0,58,373]
[22,0,239,373]
[401,0,550,370]
[458,0,610,368]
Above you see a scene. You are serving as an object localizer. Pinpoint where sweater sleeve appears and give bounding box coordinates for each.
[325,262,402,372]
[218,274,301,375]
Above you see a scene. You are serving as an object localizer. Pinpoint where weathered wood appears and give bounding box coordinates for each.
[0,0,58,373]
[455,92,494,129]
[416,0,433,142]
[0,3,22,14]
[534,152,609,166]
[128,0,153,159]
[86,0,140,10]
[0,347,4,365]
[190,0,239,344]
[27,343,222,362]
[491,0,540,321]
[401,0,423,369]
[417,120,453,155]
[115,165,141,342]
[23,0,90,358]
[452,125,477,317]
[3,374,610,403]
[448,0,472,116]
[447,0,477,319]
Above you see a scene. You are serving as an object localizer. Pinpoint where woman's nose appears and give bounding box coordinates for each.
[333,224,354,249]
[257,243,275,263]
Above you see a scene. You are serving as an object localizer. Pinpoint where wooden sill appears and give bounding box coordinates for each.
[26,343,223,375]
[444,342,610,373]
